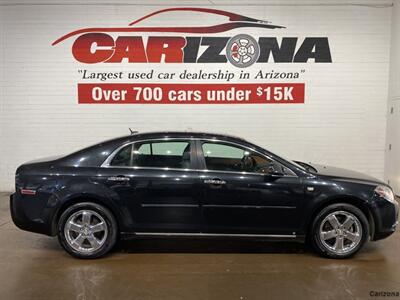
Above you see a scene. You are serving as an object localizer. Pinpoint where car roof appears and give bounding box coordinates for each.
[125,131,248,143]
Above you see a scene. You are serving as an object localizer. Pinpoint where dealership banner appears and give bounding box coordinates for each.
[52,7,331,105]
[78,83,305,104]
[1,3,391,190]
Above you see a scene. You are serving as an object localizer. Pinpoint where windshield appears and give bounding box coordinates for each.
[290,160,308,170]
[293,160,318,173]
[274,154,308,172]
[241,137,309,172]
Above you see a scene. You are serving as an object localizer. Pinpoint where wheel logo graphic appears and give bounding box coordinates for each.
[226,34,260,68]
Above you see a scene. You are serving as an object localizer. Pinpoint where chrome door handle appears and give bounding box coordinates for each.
[204,179,226,185]
[107,176,130,182]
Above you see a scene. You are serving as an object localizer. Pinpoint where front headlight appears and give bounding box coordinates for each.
[374,185,396,204]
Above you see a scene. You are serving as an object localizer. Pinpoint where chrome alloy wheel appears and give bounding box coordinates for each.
[319,210,362,255]
[64,209,108,254]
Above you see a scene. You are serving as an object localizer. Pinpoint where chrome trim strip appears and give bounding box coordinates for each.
[203,205,296,209]
[102,165,196,172]
[134,232,297,238]
[198,169,297,177]
[141,204,295,209]
[100,165,298,178]
[100,137,298,178]
[141,204,199,208]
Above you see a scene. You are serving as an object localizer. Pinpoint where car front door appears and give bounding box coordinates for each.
[99,139,201,233]
[197,140,305,235]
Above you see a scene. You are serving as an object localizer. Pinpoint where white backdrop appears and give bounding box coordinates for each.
[0,1,392,190]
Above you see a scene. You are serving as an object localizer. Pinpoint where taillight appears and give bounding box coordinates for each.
[20,189,37,196]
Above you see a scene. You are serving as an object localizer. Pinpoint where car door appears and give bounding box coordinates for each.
[197,140,305,235]
[99,139,202,233]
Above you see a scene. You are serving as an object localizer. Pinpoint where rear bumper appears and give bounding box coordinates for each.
[10,193,54,236]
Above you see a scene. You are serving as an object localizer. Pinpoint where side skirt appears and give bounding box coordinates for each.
[120,232,305,242]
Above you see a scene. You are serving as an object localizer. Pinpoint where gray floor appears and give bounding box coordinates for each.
[1,192,399,299]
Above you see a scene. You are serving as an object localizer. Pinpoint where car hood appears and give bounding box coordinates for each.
[308,163,385,185]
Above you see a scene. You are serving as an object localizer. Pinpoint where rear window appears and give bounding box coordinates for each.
[110,141,191,169]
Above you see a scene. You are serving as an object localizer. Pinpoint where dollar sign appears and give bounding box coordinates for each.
[256,86,263,97]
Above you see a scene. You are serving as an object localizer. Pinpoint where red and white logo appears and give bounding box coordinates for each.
[53,7,332,67]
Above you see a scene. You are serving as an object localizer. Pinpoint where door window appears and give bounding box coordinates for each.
[110,141,191,169]
[201,142,274,174]
[109,144,133,166]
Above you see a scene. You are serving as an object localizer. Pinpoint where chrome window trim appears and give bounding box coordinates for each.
[101,137,298,178]
[100,165,297,178]
[197,139,297,177]
[101,137,195,168]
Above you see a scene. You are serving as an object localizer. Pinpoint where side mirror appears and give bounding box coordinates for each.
[267,162,285,177]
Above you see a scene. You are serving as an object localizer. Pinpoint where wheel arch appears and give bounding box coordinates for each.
[51,194,122,236]
[305,196,375,239]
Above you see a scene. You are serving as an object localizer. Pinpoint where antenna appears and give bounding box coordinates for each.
[129,128,138,135]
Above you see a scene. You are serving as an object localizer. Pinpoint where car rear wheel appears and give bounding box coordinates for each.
[57,202,117,259]
[311,203,369,258]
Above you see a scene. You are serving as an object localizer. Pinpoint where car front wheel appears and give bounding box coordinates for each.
[57,202,117,259]
[311,203,369,258]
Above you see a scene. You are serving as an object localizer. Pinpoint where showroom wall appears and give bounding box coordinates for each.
[385,0,400,194]
[0,0,394,191]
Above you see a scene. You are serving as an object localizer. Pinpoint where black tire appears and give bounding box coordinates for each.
[310,203,369,259]
[57,202,118,259]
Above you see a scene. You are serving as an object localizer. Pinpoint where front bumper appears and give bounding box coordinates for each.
[370,197,398,241]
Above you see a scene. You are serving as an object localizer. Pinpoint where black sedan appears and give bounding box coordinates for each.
[10,131,398,258]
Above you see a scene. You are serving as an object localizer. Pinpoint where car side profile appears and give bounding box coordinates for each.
[10,131,398,258]
[51,7,285,46]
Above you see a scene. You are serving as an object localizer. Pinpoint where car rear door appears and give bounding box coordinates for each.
[99,139,202,233]
[196,140,304,235]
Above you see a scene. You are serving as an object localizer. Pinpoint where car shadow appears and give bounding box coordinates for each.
[117,238,308,254]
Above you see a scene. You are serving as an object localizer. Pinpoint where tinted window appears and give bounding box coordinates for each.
[110,144,133,166]
[151,142,189,156]
[201,142,273,173]
[110,141,191,169]
[137,143,151,155]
